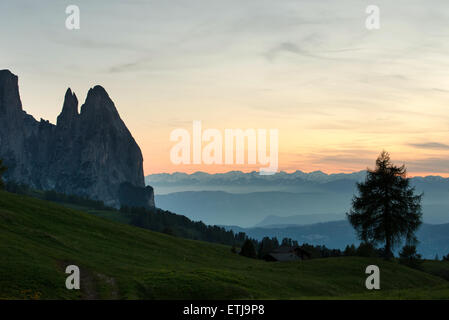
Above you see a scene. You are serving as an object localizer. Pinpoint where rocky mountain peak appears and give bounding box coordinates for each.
[56,88,79,127]
[0,69,22,114]
[0,70,154,209]
[81,85,119,117]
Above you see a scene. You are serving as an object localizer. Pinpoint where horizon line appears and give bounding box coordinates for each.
[144,169,449,179]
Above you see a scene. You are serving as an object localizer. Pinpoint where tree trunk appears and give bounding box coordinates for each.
[384,198,392,260]
[385,236,392,260]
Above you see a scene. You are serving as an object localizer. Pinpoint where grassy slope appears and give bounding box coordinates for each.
[421,260,449,282]
[1,191,449,300]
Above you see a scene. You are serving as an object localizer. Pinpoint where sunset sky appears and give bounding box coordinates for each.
[1,0,449,176]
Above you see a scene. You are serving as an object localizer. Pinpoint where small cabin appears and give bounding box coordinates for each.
[264,246,311,262]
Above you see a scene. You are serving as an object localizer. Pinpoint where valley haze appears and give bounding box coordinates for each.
[146,170,449,258]
[147,170,449,227]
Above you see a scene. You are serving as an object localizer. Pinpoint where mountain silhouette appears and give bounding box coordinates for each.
[0,69,153,208]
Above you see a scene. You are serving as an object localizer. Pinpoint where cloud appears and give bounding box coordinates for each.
[285,150,379,167]
[409,143,449,150]
[264,41,363,62]
[264,42,304,61]
[107,59,150,73]
[407,157,449,173]
[314,155,375,166]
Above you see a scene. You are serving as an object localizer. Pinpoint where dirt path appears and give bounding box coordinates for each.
[57,260,119,299]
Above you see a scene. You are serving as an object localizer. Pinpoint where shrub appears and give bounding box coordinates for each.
[399,245,422,269]
[356,242,378,257]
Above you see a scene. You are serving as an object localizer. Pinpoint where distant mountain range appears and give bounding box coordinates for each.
[146,170,368,193]
[223,220,449,259]
[148,171,449,227]
[254,214,345,228]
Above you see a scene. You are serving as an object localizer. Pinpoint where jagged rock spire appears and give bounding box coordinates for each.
[0,69,22,113]
[0,70,151,209]
[56,88,79,127]
[80,85,120,118]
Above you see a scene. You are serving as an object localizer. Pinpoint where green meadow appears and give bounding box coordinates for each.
[1,190,449,300]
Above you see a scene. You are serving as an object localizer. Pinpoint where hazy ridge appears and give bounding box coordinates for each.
[148,171,449,227]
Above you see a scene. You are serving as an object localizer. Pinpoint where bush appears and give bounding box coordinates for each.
[399,245,422,269]
[162,227,175,236]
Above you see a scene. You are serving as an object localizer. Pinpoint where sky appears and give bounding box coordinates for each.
[1,0,449,176]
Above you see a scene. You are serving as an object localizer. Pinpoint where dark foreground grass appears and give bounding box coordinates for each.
[421,260,449,282]
[1,191,449,300]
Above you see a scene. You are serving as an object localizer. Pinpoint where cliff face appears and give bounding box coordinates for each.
[0,69,154,208]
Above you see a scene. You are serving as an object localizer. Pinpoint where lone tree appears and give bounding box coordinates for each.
[347,151,422,259]
[0,159,6,190]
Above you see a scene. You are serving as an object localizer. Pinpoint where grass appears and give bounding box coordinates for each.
[421,260,449,282]
[1,190,449,300]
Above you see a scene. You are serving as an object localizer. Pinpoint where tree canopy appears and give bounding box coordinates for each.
[347,151,422,259]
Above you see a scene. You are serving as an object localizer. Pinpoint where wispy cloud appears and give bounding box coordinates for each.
[409,142,449,150]
[107,59,150,73]
[265,41,363,62]
[408,157,449,173]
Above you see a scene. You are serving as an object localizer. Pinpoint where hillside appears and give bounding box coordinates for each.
[1,190,449,300]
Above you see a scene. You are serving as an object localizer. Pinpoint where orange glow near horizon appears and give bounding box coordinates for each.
[140,133,449,178]
[144,162,449,178]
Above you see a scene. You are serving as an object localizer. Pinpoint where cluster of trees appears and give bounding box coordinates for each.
[2,180,112,211]
[343,243,387,258]
[122,207,352,261]
[345,242,426,270]
[237,236,344,260]
[241,238,429,262]
[120,205,252,247]
[302,243,343,259]
[42,190,112,211]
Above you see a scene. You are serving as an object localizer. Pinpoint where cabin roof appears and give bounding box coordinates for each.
[265,246,311,262]
[267,252,301,262]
